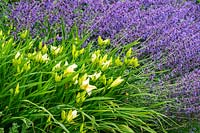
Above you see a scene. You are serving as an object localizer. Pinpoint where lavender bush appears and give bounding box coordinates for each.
[9,0,200,115]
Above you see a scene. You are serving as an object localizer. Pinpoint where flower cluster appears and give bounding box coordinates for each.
[172,69,200,115]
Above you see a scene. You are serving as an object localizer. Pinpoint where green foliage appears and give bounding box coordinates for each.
[0,27,172,133]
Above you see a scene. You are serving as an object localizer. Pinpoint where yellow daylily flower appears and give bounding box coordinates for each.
[52,61,62,71]
[80,78,97,96]
[88,71,101,81]
[128,57,140,67]
[98,36,110,47]
[63,64,78,77]
[115,56,123,66]
[101,57,112,71]
[67,110,78,123]
[51,45,63,56]
[35,51,43,62]
[110,76,124,88]
[91,50,100,63]
[41,53,49,63]
[42,44,48,53]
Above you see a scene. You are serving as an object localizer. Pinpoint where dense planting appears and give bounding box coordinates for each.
[0,28,172,132]
[9,0,200,115]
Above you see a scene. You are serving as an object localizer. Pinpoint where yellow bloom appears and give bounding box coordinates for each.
[101,57,112,71]
[63,64,78,77]
[88,71,101,81]
[41,54,49,63]
[15,83,20,95]
[35,51,42,62]
[20,30,28,39]
[52,61,62,71]
[91,50,100,63]
[115,56,123,66]
[67,110,78,122]
[126,48,132,57]
[76,91,86,104]
[128,57,140,67]
[79,48,85,54]
[23,61,31,71]
[42,44,48,53]
[51,45,63,56]
[73,74,79,85]
[55,73,62,82]
[99,54,108,65]
[15,51,21,59]
[80,78,97,96]
[110,76,124,88]
[98,36,110,47]
[72,44,76,58]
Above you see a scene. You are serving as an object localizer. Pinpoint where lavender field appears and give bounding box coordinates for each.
[0,0,199,132]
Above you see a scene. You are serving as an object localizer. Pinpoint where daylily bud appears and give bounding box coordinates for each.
[99,54,108,65]
[98,36,104,46]
[23,61,31,71]
[42,44,48,53]
[35,52,42,62]
[61,110,67,121]
[55,73,62,82]
[76,91,86,104]
[91,50,100,63]
[128,57,140,67]
[39,41,43,50]
[15,83,20,95]
[72,44,76,58]
[126,48,132,57]
[110,76,124,88]
[115,56,123,66]
[79,48,85,54]
[20,30,29,39]
[107,77,113,86]
[100,74,107,85]
[79,73,88,86]
[88,71,101,81]
[0,30,3,38]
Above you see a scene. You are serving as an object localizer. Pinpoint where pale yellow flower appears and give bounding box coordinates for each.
[88,71,101,81]
[101,57,112,71]
[110,76,124,88]
[51,45,63,56]
[52,61,62,71]
[80,78,97,96]
[41,54,49,63]
[67,110,78,122]
[63,64,78,77]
